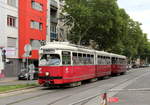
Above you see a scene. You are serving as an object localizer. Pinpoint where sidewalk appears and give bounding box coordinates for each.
[0,77,37,86]
[0,77,17,83]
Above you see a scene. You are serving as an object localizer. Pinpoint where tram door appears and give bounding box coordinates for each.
[62,51,73,81]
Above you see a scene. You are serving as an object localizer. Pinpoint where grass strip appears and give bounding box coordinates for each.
[0,83,39,92]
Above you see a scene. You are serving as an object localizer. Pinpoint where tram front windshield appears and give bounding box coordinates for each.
[39,54,60,66]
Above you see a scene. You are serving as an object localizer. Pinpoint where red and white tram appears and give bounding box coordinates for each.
[38,42,127,87]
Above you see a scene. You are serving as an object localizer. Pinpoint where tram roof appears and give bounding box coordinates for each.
[40,42,126,58]
[40,42,95,53]
[95,51,111,56]
[110,53,126,59]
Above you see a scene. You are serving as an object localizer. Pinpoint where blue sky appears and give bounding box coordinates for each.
[117,0,150,39]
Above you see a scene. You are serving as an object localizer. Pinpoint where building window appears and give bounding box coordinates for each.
[31,1,43,11]
[7,0,16,7]
[50,23,57,40]
[7,37,17,48]
[30,20,43,30]
[7,15,16,27]
[50,33,57,40]
[50,23,57,33]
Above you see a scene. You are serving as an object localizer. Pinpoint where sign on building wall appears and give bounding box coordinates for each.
[5,48,16,58]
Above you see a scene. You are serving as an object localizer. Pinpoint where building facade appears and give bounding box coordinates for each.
[0,0,67,77]
[0,0,48,77]
[19,0,47,67]
[47,0,67,42]
[0,0,19,77]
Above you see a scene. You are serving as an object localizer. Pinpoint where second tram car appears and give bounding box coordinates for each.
[111,53,127,75]
[38,42,127,87]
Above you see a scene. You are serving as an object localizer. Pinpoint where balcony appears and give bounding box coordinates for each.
[50,0,58,8]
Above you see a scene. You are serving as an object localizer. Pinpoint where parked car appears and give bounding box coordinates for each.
[18,68,38,80]
[127,64,132,70]
[18,69,29,80]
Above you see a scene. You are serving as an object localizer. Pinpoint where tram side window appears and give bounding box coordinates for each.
[118,58,121,64]
[87,54,91,64]
[120,59,123,64]
[78,53,83,65]
[112,57,116,64]
[90,55,94,64]
[73,53,89,65]
[116,58,119,64]
[62,51,71,65]
[83,54,87,64]
[107,57,110,65]
[97,56,101,65]
[100,56,103,65]
[101,56,104,65]
[106,57,108,65]
[98,56,103,65]
[104,57,106,65]
[72,53,78,65]
[105,57,108,65]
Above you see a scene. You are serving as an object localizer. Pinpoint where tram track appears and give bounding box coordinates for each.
[6,89,62,105]
[3,69,150,105]
[68,70,150,105]
[41,70,140,105]
[47,95,72,105]
[4,83,101,105]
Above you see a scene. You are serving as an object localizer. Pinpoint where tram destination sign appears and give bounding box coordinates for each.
[43,49,55,54]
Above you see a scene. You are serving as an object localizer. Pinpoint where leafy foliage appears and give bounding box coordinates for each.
[63,0,150,62]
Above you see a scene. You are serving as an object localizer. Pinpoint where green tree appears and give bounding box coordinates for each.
[63,0,150,63]
[64,0,93,45]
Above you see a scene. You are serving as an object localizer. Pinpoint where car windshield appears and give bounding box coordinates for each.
[39,54,60,66]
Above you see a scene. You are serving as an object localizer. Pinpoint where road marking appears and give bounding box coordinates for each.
[108,71,150,98]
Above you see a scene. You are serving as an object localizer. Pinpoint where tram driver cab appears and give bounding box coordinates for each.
[39,53,61,66]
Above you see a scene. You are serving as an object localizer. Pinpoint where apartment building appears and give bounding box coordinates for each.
[0,0,19,76]
[19,0,47,67]
[0,0,47,77]
[47,0,67,42]
[0,0,67,77]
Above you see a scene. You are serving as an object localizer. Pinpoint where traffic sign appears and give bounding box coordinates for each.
[31,40,41,50]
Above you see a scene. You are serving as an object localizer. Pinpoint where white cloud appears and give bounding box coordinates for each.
[117,0,150,39]
[129,10,150,39]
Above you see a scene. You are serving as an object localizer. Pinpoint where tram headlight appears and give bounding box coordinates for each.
[45,72,49,76]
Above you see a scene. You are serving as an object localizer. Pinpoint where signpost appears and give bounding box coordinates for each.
[24,44,32,80]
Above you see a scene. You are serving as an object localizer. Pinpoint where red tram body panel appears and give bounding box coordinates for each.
[39,65,96,85]
[111,64,121,74]
[95,65,111,77]
[111,64,127,74]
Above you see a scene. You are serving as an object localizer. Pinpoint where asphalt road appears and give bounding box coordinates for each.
[0,67,150,105]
